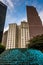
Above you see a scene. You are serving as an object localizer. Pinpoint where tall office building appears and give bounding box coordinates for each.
[21,22,30,48]
[6,24,17,49]
[26,6,43,39]
[6,21,30,49]
[0,1,7,43]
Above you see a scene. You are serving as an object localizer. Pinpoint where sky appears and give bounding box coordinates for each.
[0,0,43,32]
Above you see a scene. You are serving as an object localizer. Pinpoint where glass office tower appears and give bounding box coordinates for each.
[0,1,7,43]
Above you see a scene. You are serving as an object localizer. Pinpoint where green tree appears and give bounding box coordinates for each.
[0,44,5,54]
[28,34,43,51]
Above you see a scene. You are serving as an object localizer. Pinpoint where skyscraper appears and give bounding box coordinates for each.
[6,24,17,49]
[21,22,30,48]
[0,1,7,43]
[6,21,30,49]
[26,6,43,39]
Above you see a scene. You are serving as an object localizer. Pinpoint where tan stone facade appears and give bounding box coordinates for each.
[6,22,30,49]
[21,22,30,48]
[6,24,17,49]
[2,31,8,47]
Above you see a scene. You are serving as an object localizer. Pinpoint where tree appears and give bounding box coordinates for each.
[0,44,5,54]
[28,34,43,52]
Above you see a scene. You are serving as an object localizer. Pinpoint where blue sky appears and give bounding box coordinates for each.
[0,0,43,31]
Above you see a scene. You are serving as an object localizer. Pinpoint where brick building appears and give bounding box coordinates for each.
[26,6,43,39]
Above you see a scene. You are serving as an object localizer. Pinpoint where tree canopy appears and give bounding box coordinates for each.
[0,44,5,54]
[28,34,43,51]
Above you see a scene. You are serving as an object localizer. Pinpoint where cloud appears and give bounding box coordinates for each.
[4,26,9,32]
[39,10,43,25]
[0,0,14,10]
[0,0,4,3]
[0,0,3,2]
[6,0,14,9]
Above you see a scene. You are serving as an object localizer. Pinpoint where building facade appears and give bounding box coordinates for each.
[0,2,7,43]
[6,24,17,49]
[26,6,43,39]
[2,31,8,47]
[21,22,30,48]
[6,22,30,49]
